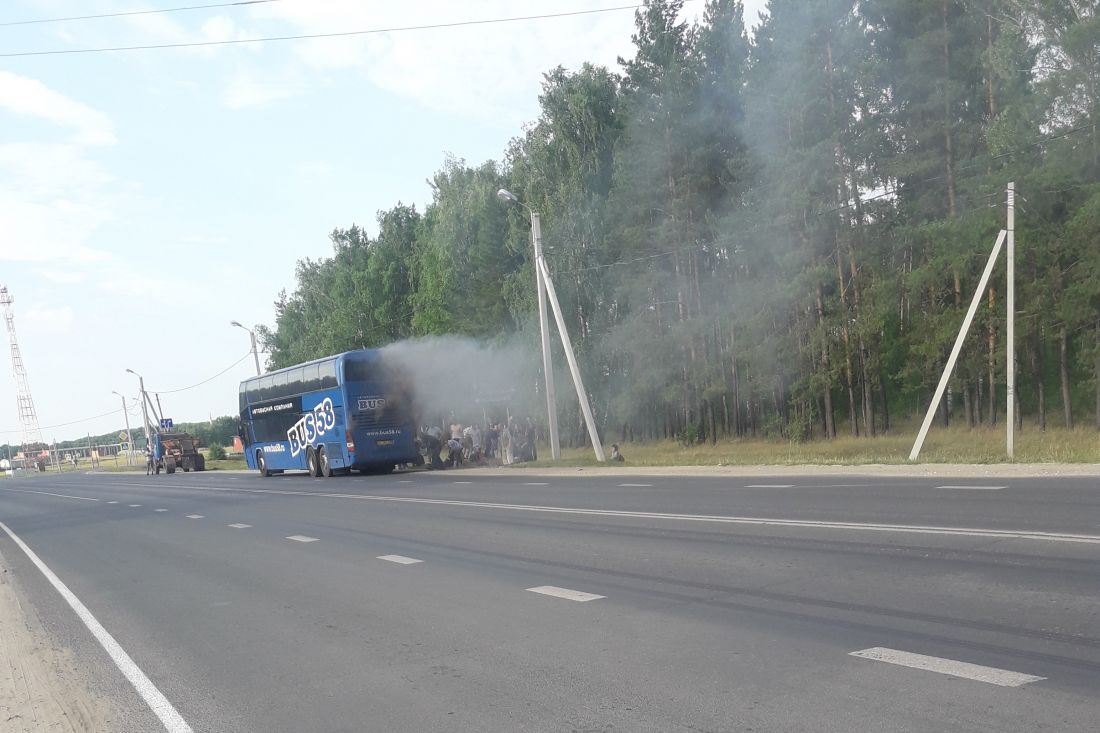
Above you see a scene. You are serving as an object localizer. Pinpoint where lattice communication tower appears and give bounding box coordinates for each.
[0,286,43,449]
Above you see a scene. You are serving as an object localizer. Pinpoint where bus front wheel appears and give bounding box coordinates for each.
[257,450,271,478]
[307,448,321,478]
[318,447,333,478]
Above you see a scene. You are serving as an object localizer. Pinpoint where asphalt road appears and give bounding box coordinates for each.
[1,468,1098,732]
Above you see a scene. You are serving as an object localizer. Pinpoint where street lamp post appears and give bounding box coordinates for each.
[497,188,560,461]
[231,321,262,376]
[111,390,134,466]
[125,368,153,451]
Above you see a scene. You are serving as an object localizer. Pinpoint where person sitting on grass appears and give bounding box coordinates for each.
[610,444,625,462]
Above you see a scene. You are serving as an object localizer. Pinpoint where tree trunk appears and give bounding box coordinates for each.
[816,285,836,438]
[942,0,957,220]
[1031,325,1046,432]
[988,287,997,425]
[964,381,974,428]
[878,372,890,433]
[1094,320,1100,431]
[1060,326,1073,429]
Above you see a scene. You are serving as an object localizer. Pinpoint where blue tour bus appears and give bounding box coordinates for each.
[239,349,421,477]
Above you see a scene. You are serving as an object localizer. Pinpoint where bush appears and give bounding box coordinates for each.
[207,444,227,460]
[677,424,702,447]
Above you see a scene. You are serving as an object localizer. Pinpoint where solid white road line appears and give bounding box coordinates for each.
[0,487,98,501]
[527,586,605,602]
[744,484,795,488]
[227,523,252,529]
[618,483,651,487]
[849,647,1045,687]
[117,484,1100,545]
[377,554,422,565]
[0,521,193,732]
[936,485,1007,490]
[185,515,204,519]
[286,535,319,543]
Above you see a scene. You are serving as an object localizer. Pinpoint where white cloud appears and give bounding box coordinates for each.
[0,71,116,145]
[0,142,118,263]
[38,270,90,285]
[21,306,76,332]
[249,1,639,124]
[223,66,303,109]
[121,11,259,56]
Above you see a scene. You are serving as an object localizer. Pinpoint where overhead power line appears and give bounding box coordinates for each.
[150,351,253,394]
[0,3,660,58]
[0,0,280,27]
[0,406,124,435]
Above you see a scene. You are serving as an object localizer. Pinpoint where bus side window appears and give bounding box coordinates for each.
[319,360,337,390]
[287,367,304,396]
[302,363,320,393]
[272,370,289,399]
[258,375,274,401]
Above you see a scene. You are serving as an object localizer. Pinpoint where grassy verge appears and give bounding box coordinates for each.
[529,424,1099,467]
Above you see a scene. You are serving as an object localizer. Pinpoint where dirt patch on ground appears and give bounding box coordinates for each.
[0,549,116,732]
[453,463,1100,479]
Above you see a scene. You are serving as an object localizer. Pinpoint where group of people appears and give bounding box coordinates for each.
[419,417,539,470]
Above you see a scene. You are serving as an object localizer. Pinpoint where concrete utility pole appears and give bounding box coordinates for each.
[112,390,134,465]
[910,231,1007,460]
[126,369,153,449]
[497,189,561,460]
[537,258,606,461]
[1006,182,1016,459]
[231,321,263,376]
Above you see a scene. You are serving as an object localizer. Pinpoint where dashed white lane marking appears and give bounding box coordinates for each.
[618,483,651,487]
[286,535,319,543]
[527,585,605,602]
[124,485,1100,545]
[107,501,119,504]
[849,647,1045,687]
[227,523,252,529]
[936,485,1007,490]
[523,482,549,486]
[186,515,204,519]
[128,504,142,508]
[0,487,98,501]
[0,521,194,732]
[377,554,422,565]
[154,509,168,512]
[399,480,413,483]
[453,481,472,484]
[744,484,795,488]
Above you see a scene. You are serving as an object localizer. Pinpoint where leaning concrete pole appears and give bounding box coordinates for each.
[910,230,1007,460]
[536,257,606,462]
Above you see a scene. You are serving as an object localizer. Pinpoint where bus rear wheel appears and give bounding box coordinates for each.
[257,450,271,478]
[307,448,321,478]
[318,447,333,478]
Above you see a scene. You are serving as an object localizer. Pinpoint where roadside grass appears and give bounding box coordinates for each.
[1,451,251,476]
[528,423,1099,467]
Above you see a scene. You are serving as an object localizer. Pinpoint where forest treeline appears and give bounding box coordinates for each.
[260,0,1100,444]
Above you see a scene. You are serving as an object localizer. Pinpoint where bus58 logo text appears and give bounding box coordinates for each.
[287,397,337,457]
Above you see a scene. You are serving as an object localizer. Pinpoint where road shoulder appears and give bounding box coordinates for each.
[449,462,1100,478]
[0,547,115,732]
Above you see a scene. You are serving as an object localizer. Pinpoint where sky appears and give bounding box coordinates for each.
[0,0,769,445]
